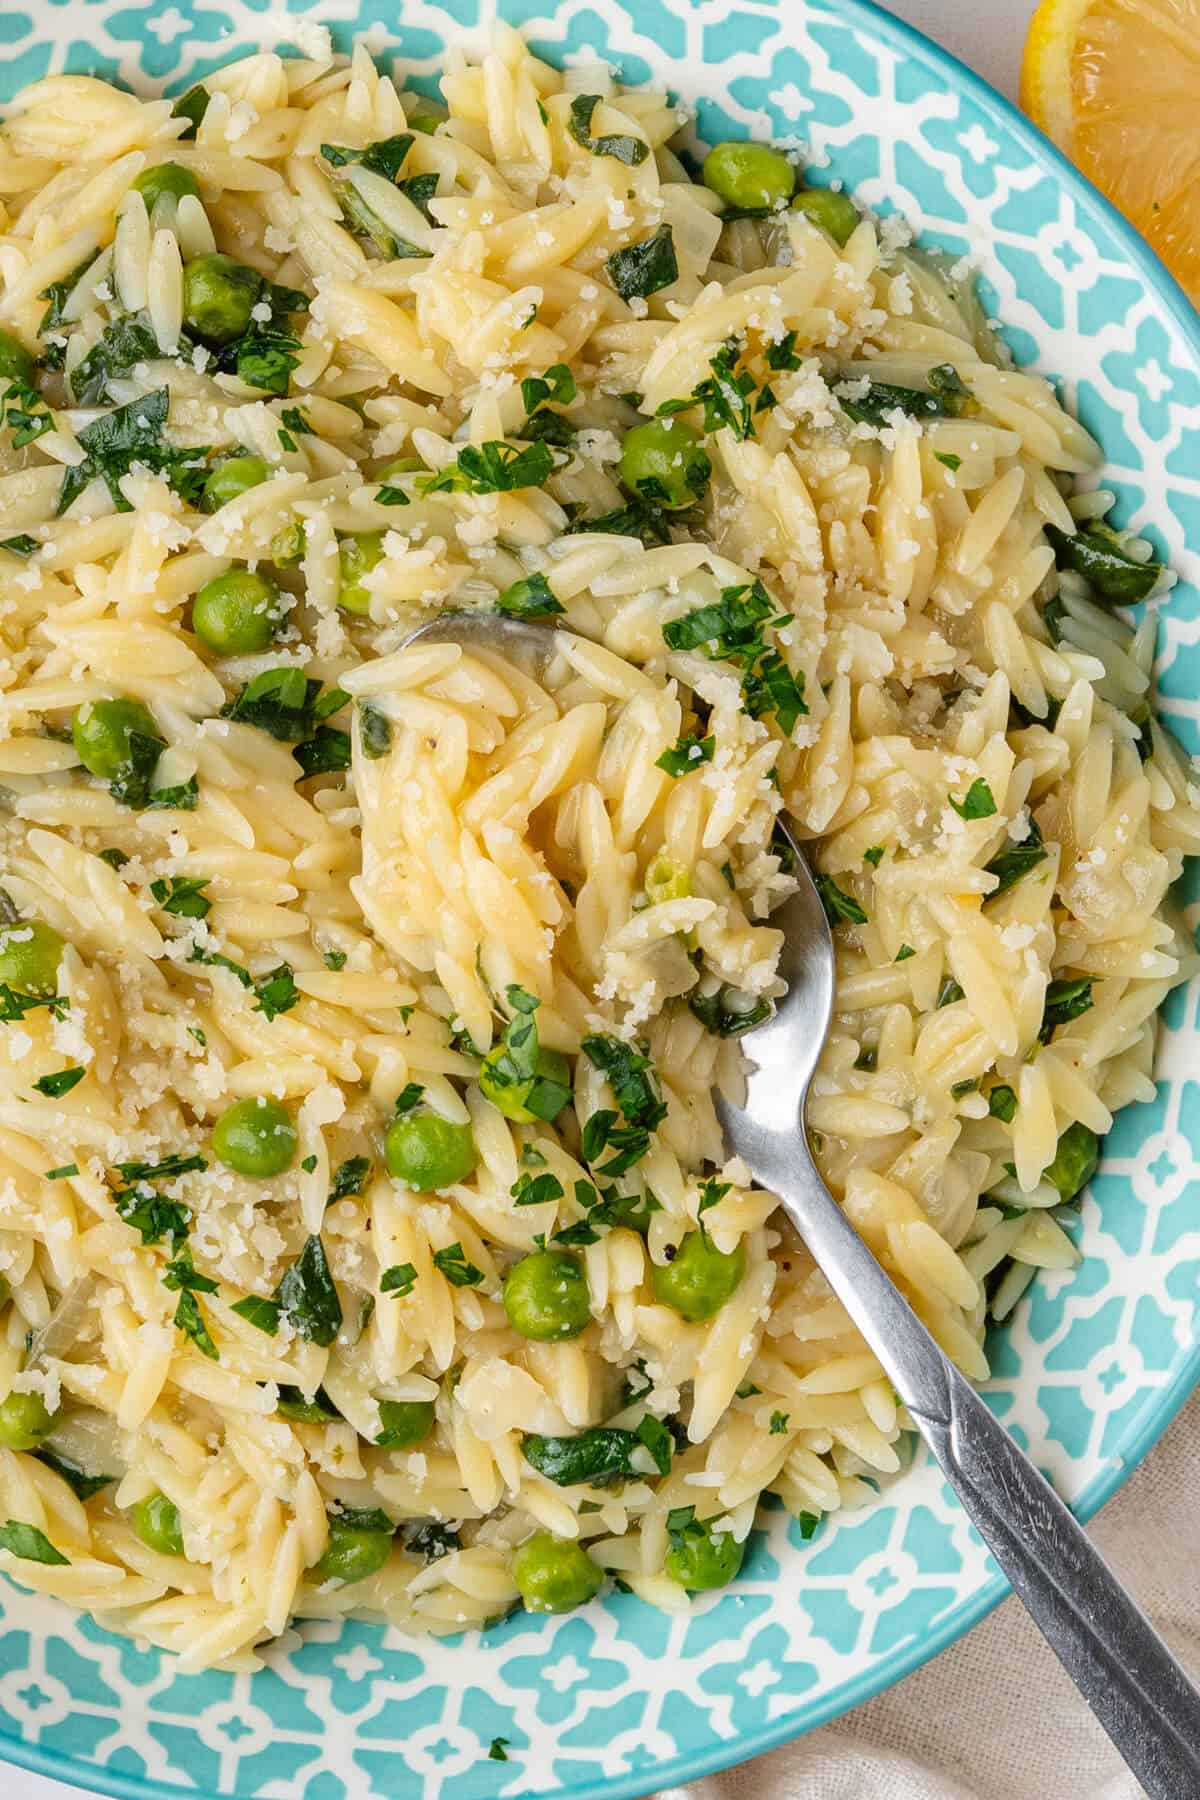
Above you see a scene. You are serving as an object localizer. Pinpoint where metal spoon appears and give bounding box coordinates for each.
[401,611,1200,1792]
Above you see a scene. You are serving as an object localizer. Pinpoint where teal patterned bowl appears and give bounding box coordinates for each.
[2,3,1200,1797]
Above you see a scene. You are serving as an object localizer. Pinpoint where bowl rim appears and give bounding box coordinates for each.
[3,1,1200,1797]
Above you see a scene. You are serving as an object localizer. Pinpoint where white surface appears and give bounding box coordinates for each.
[18,5,1180,1800]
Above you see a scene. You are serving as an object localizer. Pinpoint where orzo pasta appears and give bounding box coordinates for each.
[0,24,1192,1668]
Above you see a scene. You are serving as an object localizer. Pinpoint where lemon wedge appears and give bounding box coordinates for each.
[1021,0,1200,304]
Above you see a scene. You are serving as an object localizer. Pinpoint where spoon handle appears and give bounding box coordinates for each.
[775,1144,1200,1796]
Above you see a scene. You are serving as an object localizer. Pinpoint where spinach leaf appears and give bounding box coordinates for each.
[224,668,335,742]
[1044,522,1162,604]
[563,492,672,546]
[71,315,159,405]
[57,388,210,515]
[521,1416,672,1487]
[815,873,868,927]
[321,134,414,180]
[231,1295,281,1335]
[275,1383,338,1421]
[34,1449,114,1501]
[984,818,1048,897]
[172,85,210,138]
[687,985,772,1037]
[567,95,649,165]
[0,1520,69,1565]
[275,1234,343,1346]
[606,226,678,301]
[1039,977,1094,1044]
[359,703,393,759]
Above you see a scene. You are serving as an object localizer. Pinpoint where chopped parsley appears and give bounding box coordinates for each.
[948,777,997,820]
[380,1262,418,1299]
[662,580,806,734]
[419,439,557,495]
[659,338,756,441]
[580,1035,667,1176]
[483,985,572,1123]
[815,873,867,927]
[252,963,299,1022]
[655,733,714,778]
[496,571,564,619]
[769,1411,790,1435]
[150,875,211,919]
[32,1066,84,1098]
[432,1242,484,1288]
[329,1156,371,1203]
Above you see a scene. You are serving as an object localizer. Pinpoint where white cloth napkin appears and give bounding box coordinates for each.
[662,1391,1200,1800]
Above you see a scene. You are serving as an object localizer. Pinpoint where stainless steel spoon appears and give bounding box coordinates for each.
[402,610,1200,1793]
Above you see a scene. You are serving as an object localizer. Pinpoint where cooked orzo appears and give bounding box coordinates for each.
[0,23,1192,1669]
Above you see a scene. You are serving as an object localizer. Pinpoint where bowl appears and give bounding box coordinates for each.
[1,2,1199,1797]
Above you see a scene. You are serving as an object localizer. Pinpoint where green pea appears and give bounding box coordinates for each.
[503,1249,591,1342]
[0,919,64,995]
[269,522,305,567]
[338,532,385,615]
[72,697,158,781]
[0,327,36,385]
[133,162,201,212]
[644,854,691,905]
[212,1096,298,1178]
[1042,1122,1100,1202]
[792,185,860,247]
[479,1044,571,1124]
[385,1110,477,1190]
[201,454,270,513]
[132,1491,184,1556]
[512,1531,603,1614]
[619,418,711,510]
[652,1232,744,1322]
[376,1398,435,1448]
[313,1514,393,1585]
[182,252,264,346]
[0,1390,58,1451]
[665,1513,744,1591]
[192,568,281,655]
[703,140,796,212]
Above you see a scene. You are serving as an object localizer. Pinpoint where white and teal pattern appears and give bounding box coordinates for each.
[1,2,1199,1796]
